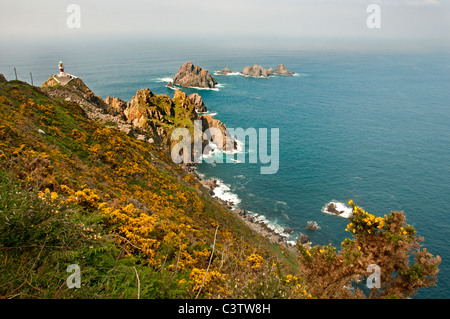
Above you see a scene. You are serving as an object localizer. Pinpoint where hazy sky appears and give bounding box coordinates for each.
[0,0,449,48]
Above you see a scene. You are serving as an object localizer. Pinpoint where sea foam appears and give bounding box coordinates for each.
[322,201,353,219]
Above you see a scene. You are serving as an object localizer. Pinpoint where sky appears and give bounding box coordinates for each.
[0,0,449,49]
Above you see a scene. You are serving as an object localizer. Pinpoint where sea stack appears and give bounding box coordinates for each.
[172,62,217,89]
[273,64,294,76]
[241,64,273,78]
[241,64,294,77]
[217,67,232,75]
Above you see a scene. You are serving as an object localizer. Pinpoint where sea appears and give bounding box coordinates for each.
[1,39,449,298]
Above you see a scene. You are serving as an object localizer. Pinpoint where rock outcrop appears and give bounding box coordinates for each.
[124,88,176,145]
[242,65,273,78]
[104,96,127,118]
[201,114,237,152]
[297,233,310,245]
[187,93,207,113]
[273,64,294,76]
[124,88,235,155]
[217,67,232,75]
[0,73,7,84]
[306,221,320,230]
[41,76,133,134]
[325,202,344,216]
[241,64,294,78]
[172,62,217,88]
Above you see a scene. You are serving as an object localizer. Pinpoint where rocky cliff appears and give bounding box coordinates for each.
[41,75,234,158]
[124,88,236,154]
[201,114,237,152]
[187,93,207,113]
[172,62,217,88]
[104,96,127,118]
[0,73,7,84]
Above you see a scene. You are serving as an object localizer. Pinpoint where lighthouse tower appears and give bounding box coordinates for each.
[58,61,64,75]
[52,61,76,86]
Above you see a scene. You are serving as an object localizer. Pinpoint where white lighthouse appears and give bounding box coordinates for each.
[52,61,76,86]
[58,61,64,75]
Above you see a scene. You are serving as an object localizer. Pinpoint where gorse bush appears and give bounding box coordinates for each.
[297,200,441,298]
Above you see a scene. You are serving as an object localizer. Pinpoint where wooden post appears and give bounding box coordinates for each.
[30,72,34,86]
[14,68,18,81]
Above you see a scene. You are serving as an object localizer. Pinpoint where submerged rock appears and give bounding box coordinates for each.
[326,203,345,215]
[217,67,232,75]
[298,233,310,245]
[306,221,320,230]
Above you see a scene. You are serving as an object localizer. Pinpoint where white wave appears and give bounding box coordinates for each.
[213,71,242,76]
[156,77,173,82]
[200,138,245,162]
[212,178,241,208]
[197,111,218,117]
[199,141,219,160]
[321,201,353,218]
[187,86,219,91]
[241,74,270,79]
[248,212,291,238]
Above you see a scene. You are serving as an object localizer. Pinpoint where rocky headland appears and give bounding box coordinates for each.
[40,72,296,250]
[41,74,235,156]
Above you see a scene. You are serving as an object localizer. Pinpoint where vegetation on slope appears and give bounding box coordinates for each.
[0,80,302,298]
[0,79,440,299]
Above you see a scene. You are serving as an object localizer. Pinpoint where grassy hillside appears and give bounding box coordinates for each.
[0,79,440,299]
[0,80,303,299]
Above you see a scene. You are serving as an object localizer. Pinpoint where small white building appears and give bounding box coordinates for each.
[53,61,77,86]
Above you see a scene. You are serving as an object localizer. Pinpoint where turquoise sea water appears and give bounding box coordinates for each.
[1,42,449,298]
